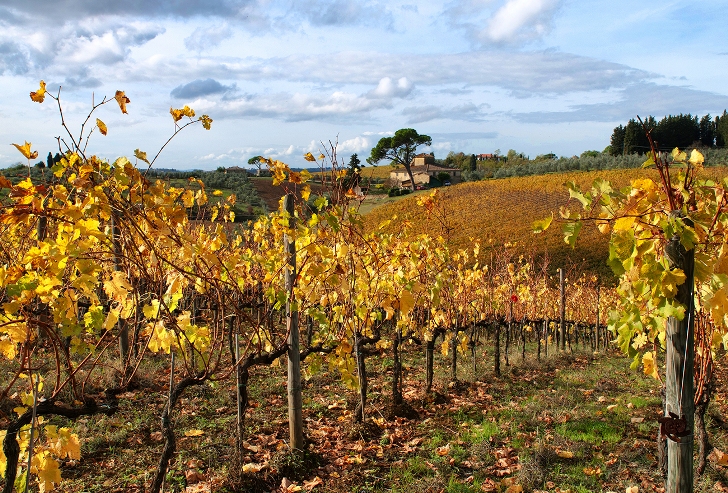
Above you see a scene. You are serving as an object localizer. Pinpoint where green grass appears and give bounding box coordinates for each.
[556,419,622,444]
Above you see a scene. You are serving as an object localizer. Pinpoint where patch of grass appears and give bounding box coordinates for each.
[462,421,498,444]
[556,418,622,444]
[628,396,660,409]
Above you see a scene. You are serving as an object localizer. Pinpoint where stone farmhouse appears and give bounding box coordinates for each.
[389,154,461,187]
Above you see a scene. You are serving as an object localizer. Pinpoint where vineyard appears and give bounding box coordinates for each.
[0,85,727,493]
[363,166,728,283]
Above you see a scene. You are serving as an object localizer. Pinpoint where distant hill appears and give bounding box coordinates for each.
[362,166,728,282]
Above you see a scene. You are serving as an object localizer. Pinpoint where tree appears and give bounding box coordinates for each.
[699,114,715,147]
[623,118,650,155]
[469,154,477,171]
[716,110,728,147]
[344,153,363,188]
[653,114,699,150]
[609,125,626,156]
[443,151,468,170]
[367,128,431,190]
[248,155,264,176]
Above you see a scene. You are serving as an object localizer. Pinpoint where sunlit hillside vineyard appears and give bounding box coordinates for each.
[1,82,728,493]
[363,166,728,282]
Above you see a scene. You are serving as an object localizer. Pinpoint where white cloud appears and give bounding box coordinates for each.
[368,77,413,99]
[192,77,416,123]
[486,0,559,43]
[184,23,233,53]
[338,136,371,153]
[443,0,562,46]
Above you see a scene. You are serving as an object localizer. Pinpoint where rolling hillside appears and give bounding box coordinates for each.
[363,167,728,282]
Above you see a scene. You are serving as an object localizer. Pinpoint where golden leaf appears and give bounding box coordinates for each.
[689,149,704,168]
[134,149,150,164]
[399,289,415,316]
[289,171,303,184]
[642,351,659,379]
[556,450,574,458]
[199,115,212,130]
[170,106,196,122]
[671,148,687,163]
[12,141,38,160]
[304,152,316,162]
[114,90,130,114]
[32,451,61,493]
[184,429,205,437]
[96,118,107,136]
[30,80,47,103]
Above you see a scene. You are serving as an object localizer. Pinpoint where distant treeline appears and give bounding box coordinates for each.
[490,148,728,179]
[609,111,728,155]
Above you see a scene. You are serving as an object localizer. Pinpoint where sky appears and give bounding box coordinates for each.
[0,0,727,170]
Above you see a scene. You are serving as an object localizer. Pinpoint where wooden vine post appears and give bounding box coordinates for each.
[284,194,304,450]
[559,268,566,351]
[664,217,695,493]
[111,214,129,363]
[595,286,600,353]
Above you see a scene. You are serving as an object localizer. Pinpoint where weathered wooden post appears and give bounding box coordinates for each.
[112,214,129,363]
[595,286,600,353]
[559,268,566,352]
[284,194,304,450]
[664,222,695,493]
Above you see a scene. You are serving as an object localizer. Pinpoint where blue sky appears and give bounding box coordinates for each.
[0,0,726,170]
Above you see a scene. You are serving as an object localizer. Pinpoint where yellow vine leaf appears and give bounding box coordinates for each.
[134,149,150,164]
[304,152,316,162]
[199,115,212,130]
[689,149,704,170]
[613,216,636,232]
[45,426,81,460]
[289,171,303,184]
[96,119,107,136]
[31,450,61,493]
[114,90,130,114]
[103,271,133,302]
[30,80,46,103]
[170,105,195,123]
[0,338,17,360]
[671,148,687,163]
[143,300,161,319]
[660,268,686,299]
[147,322,176,353]
[642,351,659,379]
[12,141,38,160]
[399,289,415,316]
